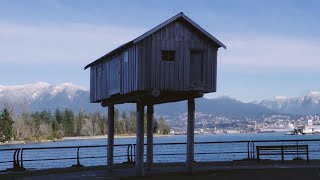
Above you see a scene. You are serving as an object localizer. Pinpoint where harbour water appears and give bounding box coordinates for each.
[1,133,320,170]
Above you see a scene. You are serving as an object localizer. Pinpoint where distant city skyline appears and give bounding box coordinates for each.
[0,0,320,102]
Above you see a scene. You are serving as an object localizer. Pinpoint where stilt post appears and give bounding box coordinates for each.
[186,98,195,172]
[146,104,154,170]
[107,105,115,172]
[136,102,145,176]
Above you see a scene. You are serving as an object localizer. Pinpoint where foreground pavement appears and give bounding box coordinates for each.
[2,161,320,180]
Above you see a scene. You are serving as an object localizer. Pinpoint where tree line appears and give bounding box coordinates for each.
[0,108,170,143]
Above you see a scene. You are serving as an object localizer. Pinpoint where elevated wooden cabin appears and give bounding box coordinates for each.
[84,12,226,106]
[85,13,226,176]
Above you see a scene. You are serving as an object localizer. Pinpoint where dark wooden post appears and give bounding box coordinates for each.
[107,105,115,172]
[186,98,195,172]
[136,102,144,176]
[146,104,154,170]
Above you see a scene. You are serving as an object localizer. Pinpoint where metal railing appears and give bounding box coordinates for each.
[0,144,131,171]
[1,139,320,171]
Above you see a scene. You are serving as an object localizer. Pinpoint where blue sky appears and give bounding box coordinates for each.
[0,0,320,102]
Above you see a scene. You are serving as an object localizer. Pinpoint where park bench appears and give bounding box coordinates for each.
[256,145,309,162]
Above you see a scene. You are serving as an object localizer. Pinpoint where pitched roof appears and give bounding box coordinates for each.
[133,12,226,48]
[84,12,226,70]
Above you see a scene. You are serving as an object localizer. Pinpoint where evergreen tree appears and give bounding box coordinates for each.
[153,118,159,133]
[63,108,75,136]
[52,118,59,133]
[40,110,52,124]
[98,114,106,135]
[0,108,14,142]
[21,112,35,139]
[158,116,170,135]
[31,111,41,137]
[126,112,136,134]
[1,108,172,141]
[115,118,124,134]
[121,112,127,133]
[54,109,63,124]
[114,109,125,134]
[92,111,99,135]
[75,110,85,136]
[115,109,119,122]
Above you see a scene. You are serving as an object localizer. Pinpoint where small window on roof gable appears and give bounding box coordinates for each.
[162,50,175,61]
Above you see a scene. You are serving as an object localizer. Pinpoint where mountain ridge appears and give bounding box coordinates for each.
[0,82,319,117]
[256,91,320,115]
[0,82,100,114]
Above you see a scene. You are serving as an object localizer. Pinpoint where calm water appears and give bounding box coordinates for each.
[1,133,320,170]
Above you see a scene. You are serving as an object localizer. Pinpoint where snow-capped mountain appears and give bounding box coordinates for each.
[116,96,279,119]
[0,82,102,113]
[1,82,318,117]
[257,92,320,115]
[0,82,278,117]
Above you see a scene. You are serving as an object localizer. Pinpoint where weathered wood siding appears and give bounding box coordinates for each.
[90,46,139,102]
[120,46,139,95]
[90,19,219,102]
[90,63,104,102]
[136,19,218,93]
[90,66,95,102]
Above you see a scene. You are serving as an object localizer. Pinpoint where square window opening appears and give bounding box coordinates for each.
[162,50,175,61]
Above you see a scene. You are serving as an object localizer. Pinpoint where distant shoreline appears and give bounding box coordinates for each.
[0,134,171,146]
[63,134,171,140]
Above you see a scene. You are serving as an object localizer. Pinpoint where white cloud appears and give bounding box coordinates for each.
[219,34,320,69]
[0,22,146,65]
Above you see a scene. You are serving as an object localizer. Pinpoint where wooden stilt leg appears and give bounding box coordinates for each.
[186,98,195,172]
[136,102,144,176]
[107,105,114,172]
[146,104,154,171]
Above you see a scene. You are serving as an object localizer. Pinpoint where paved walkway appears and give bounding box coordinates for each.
[2,162,320,180]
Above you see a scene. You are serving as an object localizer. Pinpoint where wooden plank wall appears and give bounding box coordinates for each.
[108,56,121,95]
[90,19,219,102]
[90,67,95,103]
[90,45,141,102]
[90,64,103,102]
[121,46,138,95]
[137,20,218,93]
